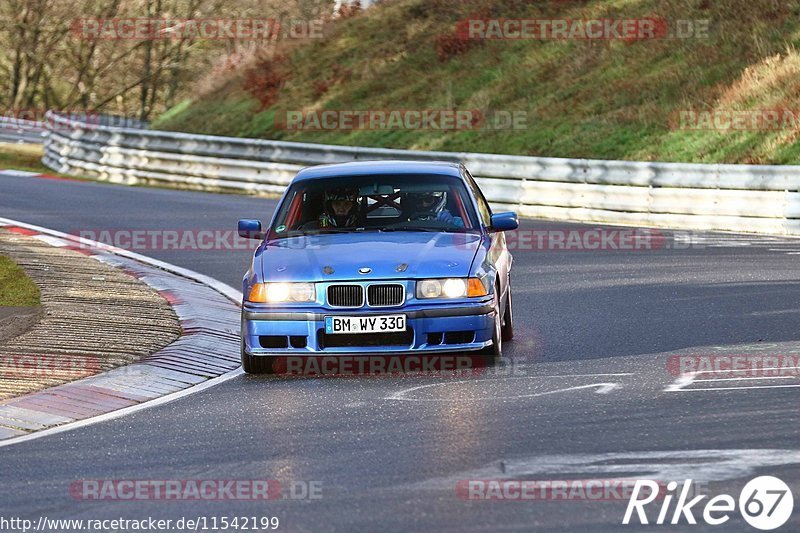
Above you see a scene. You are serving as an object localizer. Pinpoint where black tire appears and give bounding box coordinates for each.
[241,338,274,374]
[480,286,503,360]
[501,279,514,342]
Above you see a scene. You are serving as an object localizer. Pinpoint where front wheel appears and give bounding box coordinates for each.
[501,280,514,342]
[480,287,503,361]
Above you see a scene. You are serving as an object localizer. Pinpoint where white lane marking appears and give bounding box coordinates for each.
[673,384,800,392]
[664,372,696,392]
[594,383,620,394]
[0,170,40,177]
[386,373,633,401]
[666,369,800,392]
[0,217,244,448]
[0,368,244,449]
[694,376,797,382]
[693,366,800,375]
[532,373,634,377]
[386,376,623,402]
[410,449,800,490]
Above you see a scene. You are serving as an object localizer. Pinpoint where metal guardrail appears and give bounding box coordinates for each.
[0,114,148,144]
[0,116,47,144]
[42,112,800,235]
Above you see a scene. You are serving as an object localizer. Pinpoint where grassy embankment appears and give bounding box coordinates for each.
[154,0,800,164]
[0,255,40,307]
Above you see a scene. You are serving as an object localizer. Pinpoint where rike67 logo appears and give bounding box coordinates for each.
[623,476,794,530]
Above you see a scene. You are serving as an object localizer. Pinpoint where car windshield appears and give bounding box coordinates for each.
[267,174,481,239]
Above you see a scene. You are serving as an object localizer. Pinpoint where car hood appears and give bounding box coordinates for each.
[257,232,482,282]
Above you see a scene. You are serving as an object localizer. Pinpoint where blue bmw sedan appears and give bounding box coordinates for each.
[238,161,518,374]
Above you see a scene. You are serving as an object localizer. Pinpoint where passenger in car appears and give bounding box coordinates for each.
[401,191,464,227]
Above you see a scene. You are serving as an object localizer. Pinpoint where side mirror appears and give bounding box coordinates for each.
[490,212,519,232]
[238,219,264,239]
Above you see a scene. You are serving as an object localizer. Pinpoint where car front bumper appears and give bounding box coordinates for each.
[242,299,495,356]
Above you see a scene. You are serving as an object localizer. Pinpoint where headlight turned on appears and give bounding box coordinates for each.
[248,283,316,303]
[415,278,487,299]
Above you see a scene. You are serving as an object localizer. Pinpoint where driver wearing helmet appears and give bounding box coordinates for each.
[317,186,360,228]
[402,191,462,226]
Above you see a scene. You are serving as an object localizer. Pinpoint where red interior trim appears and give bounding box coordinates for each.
[285,193,304,228]
[452,187,470,228]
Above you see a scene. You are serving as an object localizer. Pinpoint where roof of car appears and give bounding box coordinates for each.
[291,160,465,183]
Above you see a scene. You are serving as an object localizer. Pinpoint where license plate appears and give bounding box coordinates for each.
[325,315,406,334]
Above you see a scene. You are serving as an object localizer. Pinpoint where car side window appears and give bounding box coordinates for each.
[465,170,492,226]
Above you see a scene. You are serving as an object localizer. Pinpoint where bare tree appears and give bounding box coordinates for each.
[0,0,335,119]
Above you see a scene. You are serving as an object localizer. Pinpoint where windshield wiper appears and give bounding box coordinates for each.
[297,228,356,235]
[380,226,457,233]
